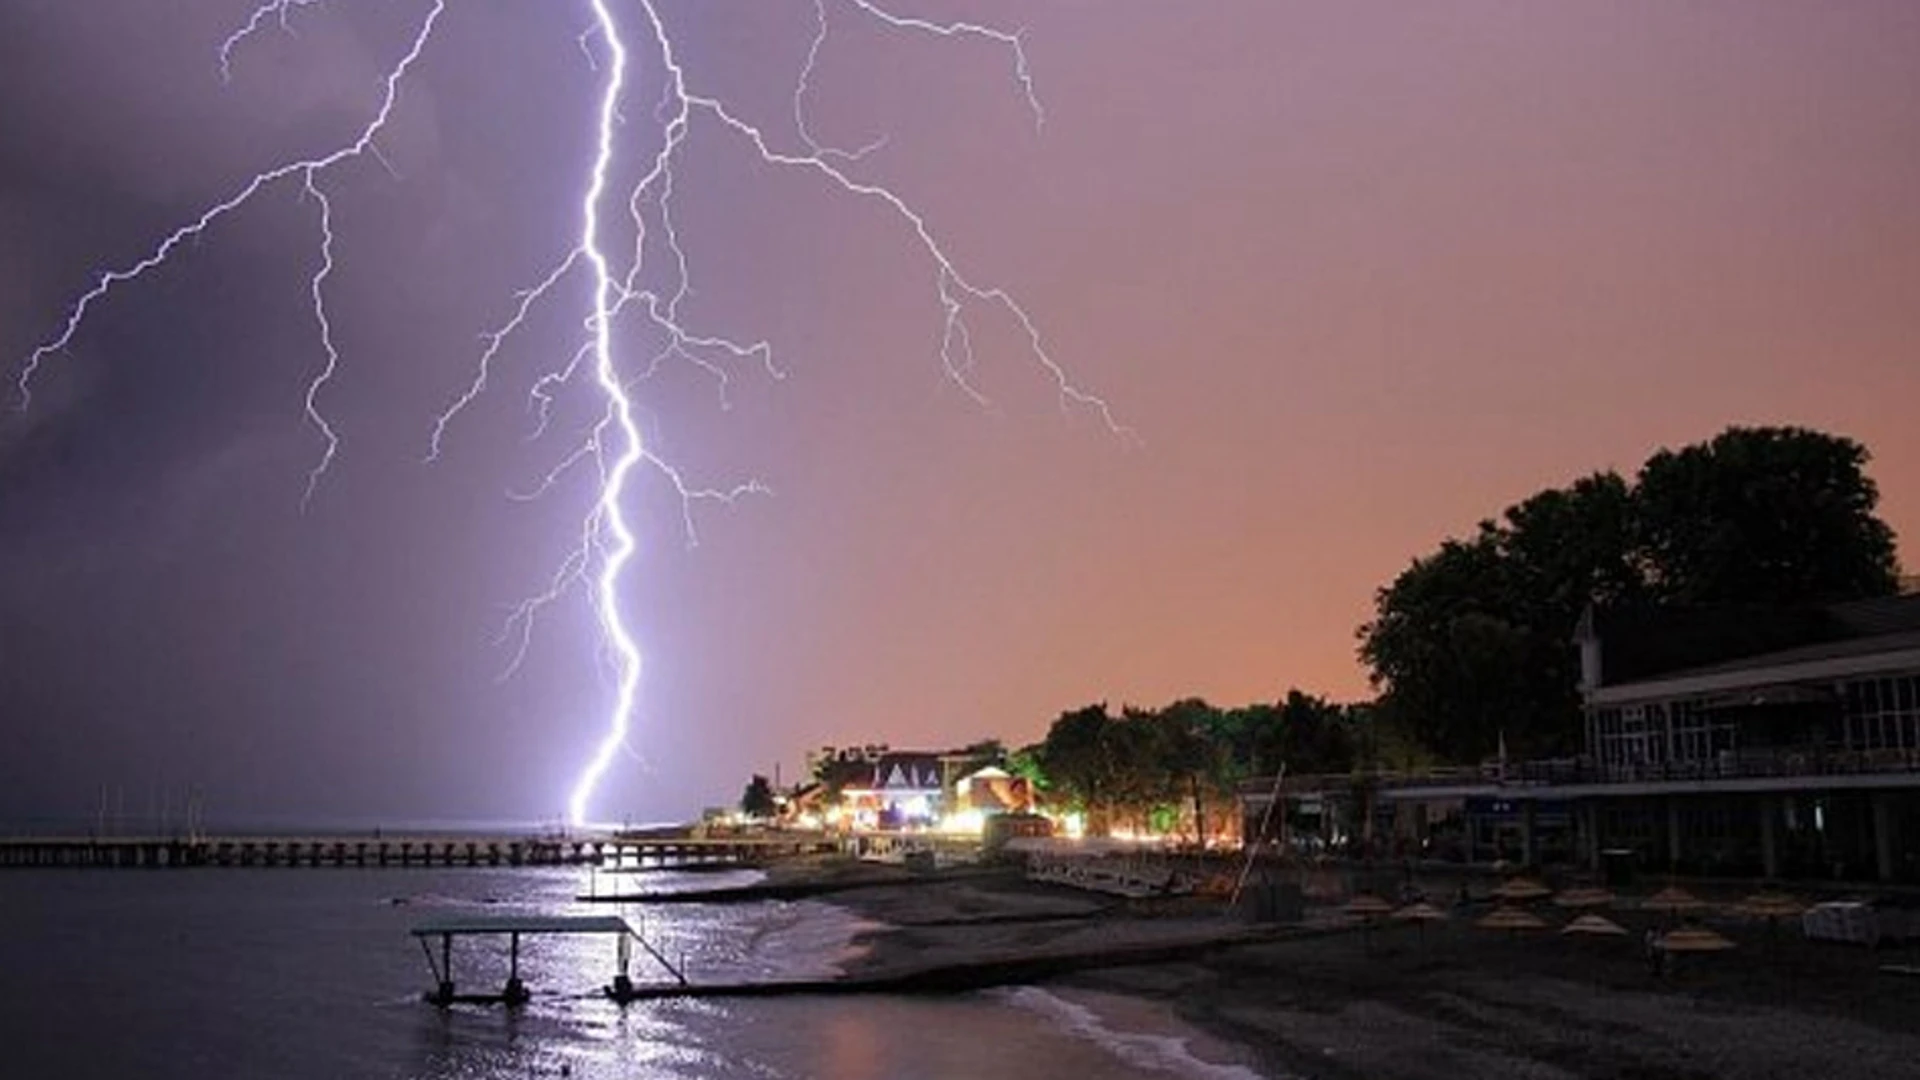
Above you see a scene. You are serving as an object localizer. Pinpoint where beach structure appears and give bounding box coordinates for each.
[1492,876,1552,902]
[1552,886,1617,909]
[1738,889,1809,935]
[1393,901,1448,923]
[1392,900,1448,950]
[1641,885,1708,916]
[1738,889,1809,921]
[1023,840,1191,898]
[955,766,1037,817]
[1239,593,1920,882]
[409,914,685,1006]
[803,744,1017,831]
[1657,926,1736,954]
[1344,893,1395,917]
[1562,913,1629,937]
[1475,906,1549,935]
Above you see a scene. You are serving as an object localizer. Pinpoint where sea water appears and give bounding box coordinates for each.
[0,866,1268,1079]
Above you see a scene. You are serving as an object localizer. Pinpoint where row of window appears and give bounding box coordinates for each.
[1590,672,1920,765]
[1844,676,1920,752]
[1591,700,1737,768]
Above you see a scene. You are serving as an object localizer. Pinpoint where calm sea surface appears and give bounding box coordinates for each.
[0,866,1265,1079]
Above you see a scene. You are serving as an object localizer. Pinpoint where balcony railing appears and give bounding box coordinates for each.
[1243,746,1920,798]
[1579,746,1920,786]
[1408,747,1920,790]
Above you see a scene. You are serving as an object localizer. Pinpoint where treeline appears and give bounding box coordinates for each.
[1360,426,1901,762]
[1020,426,1902,835]
[1020,692,1393,838]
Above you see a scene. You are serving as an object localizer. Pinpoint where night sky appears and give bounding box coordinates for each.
[2,1,1916,828]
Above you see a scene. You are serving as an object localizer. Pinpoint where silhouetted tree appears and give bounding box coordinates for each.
[1038,704,1119,829]
[1359,426,1901,763]
[1360,531,1551,761]
[739,774,776,819]
[1635,426,1899,605]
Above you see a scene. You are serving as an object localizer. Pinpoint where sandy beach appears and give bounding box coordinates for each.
[813,859,1920,1079]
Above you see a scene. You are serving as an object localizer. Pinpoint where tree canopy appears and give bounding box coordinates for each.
[1635,427,1899,606]
[739,774,776,819]
[1032,693,1369,838]
[1360,426,1901,762]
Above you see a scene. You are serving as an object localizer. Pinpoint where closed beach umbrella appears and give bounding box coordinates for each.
[1561,913,1629,937]
[1552,886,1616,909]
[1493,877,1552,902]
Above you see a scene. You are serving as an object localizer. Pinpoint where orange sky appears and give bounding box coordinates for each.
[677,1,1920,781]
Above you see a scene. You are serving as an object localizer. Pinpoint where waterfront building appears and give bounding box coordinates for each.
[1242,593,1920,883]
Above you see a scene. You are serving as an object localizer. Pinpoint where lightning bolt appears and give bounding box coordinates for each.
[567,0,640,829]
[15,1,1124,830]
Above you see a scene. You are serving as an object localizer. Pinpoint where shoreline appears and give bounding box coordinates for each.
[815,861,1285,1076]
[804,857,1920,1079]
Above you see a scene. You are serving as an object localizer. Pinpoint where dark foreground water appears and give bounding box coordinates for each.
[0,867,1265,1079]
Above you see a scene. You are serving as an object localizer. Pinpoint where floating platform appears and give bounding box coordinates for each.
[410,913,685,1006]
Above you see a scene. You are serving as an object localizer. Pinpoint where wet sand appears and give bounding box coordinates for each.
[819,860,1920,1079]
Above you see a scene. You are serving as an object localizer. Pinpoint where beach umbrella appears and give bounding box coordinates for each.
[1392,901,1448,923]
[1736,890,1807,920]
[1657,926,1735,953]
[1345,893,1395,917]
[1641,886,1708,918]
[1552,886,1616,909]
[1561,913,1631,985]
[1392,900,1448,954]
[1345,893,1393,954]
[1561,913,1629,936]
[1475,905,1549,933]
[1737,889,1808,953]
[1492,877,1552,902]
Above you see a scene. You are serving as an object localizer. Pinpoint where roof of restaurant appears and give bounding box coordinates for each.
[1588,593,1920,687]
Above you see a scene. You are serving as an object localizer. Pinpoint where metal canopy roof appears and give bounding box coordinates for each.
[410,914,633,937]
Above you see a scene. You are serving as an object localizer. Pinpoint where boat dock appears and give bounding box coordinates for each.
[0,833,835,870]
[411,914,684,1006]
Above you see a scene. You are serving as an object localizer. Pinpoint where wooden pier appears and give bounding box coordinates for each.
[0,833,835,871]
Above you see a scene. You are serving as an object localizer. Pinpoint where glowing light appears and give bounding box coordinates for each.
[15,2,1123,830]
[940,808,987,836]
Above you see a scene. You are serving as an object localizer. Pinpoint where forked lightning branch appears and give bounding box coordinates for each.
[15,0,1122,826]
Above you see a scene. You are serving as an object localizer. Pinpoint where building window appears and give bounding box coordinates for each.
[1842,674,1920,753]
[1672,699,1707,763]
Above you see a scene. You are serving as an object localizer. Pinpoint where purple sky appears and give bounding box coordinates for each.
[2,1,1916,827]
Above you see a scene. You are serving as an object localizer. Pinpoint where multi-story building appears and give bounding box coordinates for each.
[1561,594,1920,881]
[1243,593,1920,883]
